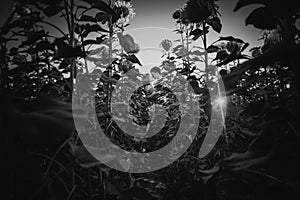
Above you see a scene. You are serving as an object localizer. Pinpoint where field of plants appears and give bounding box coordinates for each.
[1,0,300,199]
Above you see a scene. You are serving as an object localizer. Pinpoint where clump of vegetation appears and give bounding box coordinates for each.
[1,0,300,200]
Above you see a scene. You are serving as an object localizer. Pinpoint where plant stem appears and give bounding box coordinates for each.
[179,22,185,63]
[64,0,71,33]
[106,15,113,136]
[203,22,209,82]
[186,25,190,70]
[70,0,76,91]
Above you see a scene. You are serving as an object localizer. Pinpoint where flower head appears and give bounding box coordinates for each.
[172,8,189,25]
[114,0,136,25]
[160,39,173,52]
[117,33,140,53]
[161,60,176,72]
[184,0,218,23]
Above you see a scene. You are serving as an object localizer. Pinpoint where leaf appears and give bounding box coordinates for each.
[191,50,205,56]
[82,39,102,46]
[214,50,229,61]
[58,58,70,69]
[261,43,273,54]
[245,7,278,30]
[189,28,203,36]
[234,0,266,12]
[218,36,245,44]
[172,44,184,52]
[226,41,239,53]
[75,24,83,34]
[91,0,114,15]
[54,46,86,59]
[82,24,109,37]
[189,80,204,94]
[192,57,203,62]
[38,0,63,5]
[79,15,96,23]
[217,42,250,66]
[240,42,250,52]
[206,17,222,33]
[218,54,249,67]
[9,62,38,73]
[250,47,262,57]
[23,30,47,46]
[206,45,220,53]
[43,5,63,17]
[126,54,142,66]
[189,28,209,40]
[36,41,54,51]
[95,12,107,23]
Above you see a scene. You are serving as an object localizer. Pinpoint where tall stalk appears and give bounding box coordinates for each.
[70,0,76,91]
[106,15,113,136]
[202,22,209,82]
[68,1,76,199]
[186,25,190,69]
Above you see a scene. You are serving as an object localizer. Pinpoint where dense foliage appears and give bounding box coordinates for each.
[1,0,300,200]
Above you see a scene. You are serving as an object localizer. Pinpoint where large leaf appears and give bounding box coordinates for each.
[206,17,222,33]
[43,5,63,17]
[206,45,220,53]
[245,7,278,30]
[234,0,266,12]
[79,15,96,23]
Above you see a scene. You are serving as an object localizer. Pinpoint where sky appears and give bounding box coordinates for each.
[0,0,264,73]
[126,0,263,73]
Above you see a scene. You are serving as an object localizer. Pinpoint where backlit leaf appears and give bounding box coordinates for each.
[207,17,222,33]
